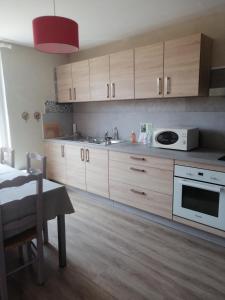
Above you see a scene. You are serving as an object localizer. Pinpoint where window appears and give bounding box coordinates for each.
[0,48,11,147]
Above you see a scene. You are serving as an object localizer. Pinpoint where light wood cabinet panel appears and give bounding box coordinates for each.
[110,49,134,100]
[135,43,164,99]
[56,64,73,103]
[164,33,212,97]
[65,144,86,190]
[175,160,225,173]
[173,216,225,238]
[110,180,172,219]
[86,148,109,198]
[72,60,90,102]
[109,160,173,195]
[44,142,66,183]
[89,55,110,101]
[109,151,174,171]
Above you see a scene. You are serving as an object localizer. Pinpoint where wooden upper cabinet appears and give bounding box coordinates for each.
[89,55,110,101]
[164,33,212,97]
[56,64,73,103]
[72,60,90,102]
[135,43,164,99]
[110,49,134,100]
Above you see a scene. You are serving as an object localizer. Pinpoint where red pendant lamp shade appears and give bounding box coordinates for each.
[33,16,79,54]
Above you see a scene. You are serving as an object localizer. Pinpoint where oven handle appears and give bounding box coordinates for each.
[179,179,222,193]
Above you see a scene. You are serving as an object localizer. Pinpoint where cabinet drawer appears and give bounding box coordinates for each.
[109,160,173,195]
[110,180,172,219]
[109,151,173,171]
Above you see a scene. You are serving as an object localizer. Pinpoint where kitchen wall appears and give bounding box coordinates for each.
[70,9,225,150]
[73,97,225,150]
[69,9,225,68]
[1,44,68,168]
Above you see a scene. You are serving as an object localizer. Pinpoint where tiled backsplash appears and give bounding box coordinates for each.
[73,97,225,150]
[44,100,73,113]
[42,101,73,138]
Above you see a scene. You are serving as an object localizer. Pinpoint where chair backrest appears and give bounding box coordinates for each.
[0,174,43,241]
[0,147,15,168]
[26,152,47,179]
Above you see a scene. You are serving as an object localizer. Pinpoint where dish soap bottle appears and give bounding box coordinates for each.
[130,131,137,144]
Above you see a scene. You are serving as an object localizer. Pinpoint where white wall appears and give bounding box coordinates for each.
[1,44,68,168]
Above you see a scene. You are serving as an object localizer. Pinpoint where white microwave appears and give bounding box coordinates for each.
[152,128,199,151]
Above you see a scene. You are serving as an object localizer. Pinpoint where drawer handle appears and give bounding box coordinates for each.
[61,145,65,157]
[80,148,84,161]
[130,167,146,173]
[130,189,146,196]
[130,156,146,161]
[86,149,90,162]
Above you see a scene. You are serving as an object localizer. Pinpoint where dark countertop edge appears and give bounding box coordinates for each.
[43,138,225,168]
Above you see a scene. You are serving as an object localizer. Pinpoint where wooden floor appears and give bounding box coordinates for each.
[8,189,225,300]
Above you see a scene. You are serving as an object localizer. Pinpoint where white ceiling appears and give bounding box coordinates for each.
[0,0,225,50]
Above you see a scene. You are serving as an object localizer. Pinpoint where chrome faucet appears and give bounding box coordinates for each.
[112,127,119,140]
[104,130,112,145]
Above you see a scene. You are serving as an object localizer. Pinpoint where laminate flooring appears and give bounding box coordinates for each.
[8,189,225,300]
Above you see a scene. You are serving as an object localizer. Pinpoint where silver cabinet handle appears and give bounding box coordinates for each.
[80,148,84,161]
[107,83,110,98]
[157,77,163,95]
[111,83,115,98]
[165,76,171,95]
[73,87,76,100]
[130,167,146,173]
[130,156,146,161]
[61,145,65,157]
[130,189,146,196]
[69,88,72,100]
[86,149,90,162]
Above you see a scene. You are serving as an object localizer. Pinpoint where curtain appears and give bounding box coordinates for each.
[0,48,11,147]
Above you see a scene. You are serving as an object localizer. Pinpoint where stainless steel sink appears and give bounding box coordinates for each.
[56,136,125,145]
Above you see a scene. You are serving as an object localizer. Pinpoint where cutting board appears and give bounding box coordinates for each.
[43,123,61,139]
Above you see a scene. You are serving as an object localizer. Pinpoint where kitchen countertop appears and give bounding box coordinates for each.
[44,138,225,168]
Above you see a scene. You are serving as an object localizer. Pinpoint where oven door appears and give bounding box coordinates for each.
[173,177,225,230]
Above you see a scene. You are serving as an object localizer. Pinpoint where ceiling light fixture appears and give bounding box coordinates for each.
[32,0,79,54]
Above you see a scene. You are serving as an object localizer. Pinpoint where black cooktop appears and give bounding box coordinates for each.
[218,155,225,161]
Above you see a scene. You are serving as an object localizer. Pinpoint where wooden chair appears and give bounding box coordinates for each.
[26,152,48,243]
[0,147,15,167]
[0,174,44,300]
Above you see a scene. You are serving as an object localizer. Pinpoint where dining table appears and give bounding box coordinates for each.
[0,163,75,268]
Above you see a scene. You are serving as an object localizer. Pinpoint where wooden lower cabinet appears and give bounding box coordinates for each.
[109,159,173,195]
[110,180,172,219]
[44,142,66,183]
[109,151,174,219]
[65,144,86,190]
[86,148,109,197]
[45,142,109,197]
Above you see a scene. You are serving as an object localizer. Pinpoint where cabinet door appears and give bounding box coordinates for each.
[44,143,66,183]
[89,55,110,101]
[72,60,90,102]
[56,64,73,102]
[65,144,86,190]
[164,34,202,97]
[86,148,109,198]
[135,43,164,99]
[110,49,134,100]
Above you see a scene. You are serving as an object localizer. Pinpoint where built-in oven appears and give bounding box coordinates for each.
[173,165,225,230]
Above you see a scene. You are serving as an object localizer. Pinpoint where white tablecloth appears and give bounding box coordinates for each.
[0,164,74,238]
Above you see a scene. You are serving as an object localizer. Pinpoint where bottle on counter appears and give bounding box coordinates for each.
[130,131,137,144]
